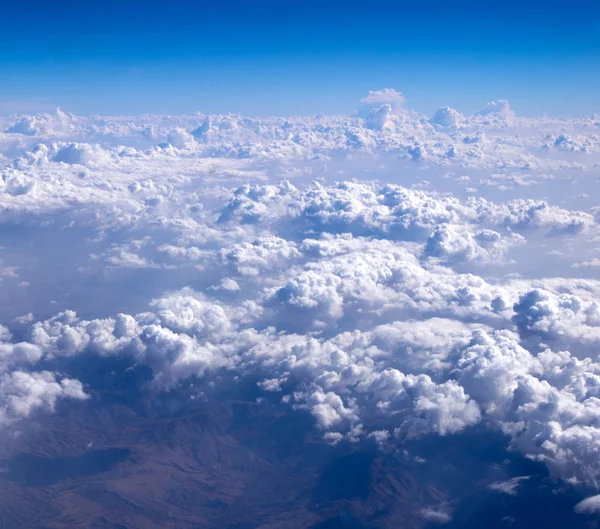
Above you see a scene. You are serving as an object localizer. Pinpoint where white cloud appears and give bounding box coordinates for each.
[6,108,74,136]
[167,128,196,148]
[420,507,452,524]
[487,476,531,495]
[476,100,516,119]
[358,88,406,117]
[512,288,600,353]
[430,106,463,128]
[0,371,88,425]
[575,494,600,514]
[422,224,524,265]
[1,94,600,497]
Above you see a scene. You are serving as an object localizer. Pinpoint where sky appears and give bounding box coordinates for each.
[1,0,600,116]
[6,3,600,527]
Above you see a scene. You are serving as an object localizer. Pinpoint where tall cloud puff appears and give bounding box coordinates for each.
[6,108,74,136]
[512,289,600,355]
[357,88,406,117]
[476,100,516,119]
[430,106,463,128]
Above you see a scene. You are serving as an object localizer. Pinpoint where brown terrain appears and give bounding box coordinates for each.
[0,359,593,529]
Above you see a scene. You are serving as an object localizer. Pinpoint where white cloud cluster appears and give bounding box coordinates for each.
[14,142,112,168]
[0,370,88,424]
[216,180,594,254]
[476,100,516,121]
[6,257,600,485]
[1,91,600,496]
[2,91,599,173]
[0,328,88,425]
[358,88,407,117]
[422,224,524,264]
[513,288,600,353]
[5,108,74,136]
[430,106,463,129]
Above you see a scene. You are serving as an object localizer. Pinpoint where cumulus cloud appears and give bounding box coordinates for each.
[0,371,88,425]
[358,88,406,117]
[476,100,516,119]
[422,224,524,265]
[216,180,594,244]
[6,107,74,136]
[430,106,463,128]
[13,142,111,168]
[167,128,196,148]
[512,288,600,353]
[219,236,301,276]
[1,92,600,499]
[8,280,600,486]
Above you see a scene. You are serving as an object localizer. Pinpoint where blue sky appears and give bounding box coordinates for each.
[1,0,599,116]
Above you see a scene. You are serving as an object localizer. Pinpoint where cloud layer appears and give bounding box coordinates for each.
[1,92,600,495]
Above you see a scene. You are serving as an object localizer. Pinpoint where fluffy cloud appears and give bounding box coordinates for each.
[6,108,74,136]
[219,236,301,276]
[358,88,406,117]
[1,92,600,497]
[167,128,196,148]
[217,180,594,244]
[0,371,88,425]
[422,224,524,265]
[9,280,600,485]
[513,288,600,353]
[430,106,462,128]
[13,142,111,168]
[476,100,516,119]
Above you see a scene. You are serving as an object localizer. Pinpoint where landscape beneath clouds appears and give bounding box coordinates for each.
[1,90,600,528]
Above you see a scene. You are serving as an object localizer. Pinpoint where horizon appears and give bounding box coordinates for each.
[3,93,598,120]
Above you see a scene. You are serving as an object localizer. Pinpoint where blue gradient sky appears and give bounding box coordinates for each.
[1,0,599,116]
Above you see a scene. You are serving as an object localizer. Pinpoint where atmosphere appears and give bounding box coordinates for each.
[3,2,600,528]
[2,0,600,115]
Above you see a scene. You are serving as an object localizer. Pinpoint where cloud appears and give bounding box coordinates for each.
[487,476,531,495]
[11,279,600,484]
[574,494,600,514]
[0,371,88,425]
[420,507,452,524]
[512,288,600,353]
[358,88,406,117]
[216,181,594,246]
[1,93,600,498]
[0,168,35,196]
[422,224,524,265]
[219,236,301,276]
[476,100,516,119]
[13,142,111,168]
[430,106,463,128]
[6,108,73,136]
[167,128,196,148]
